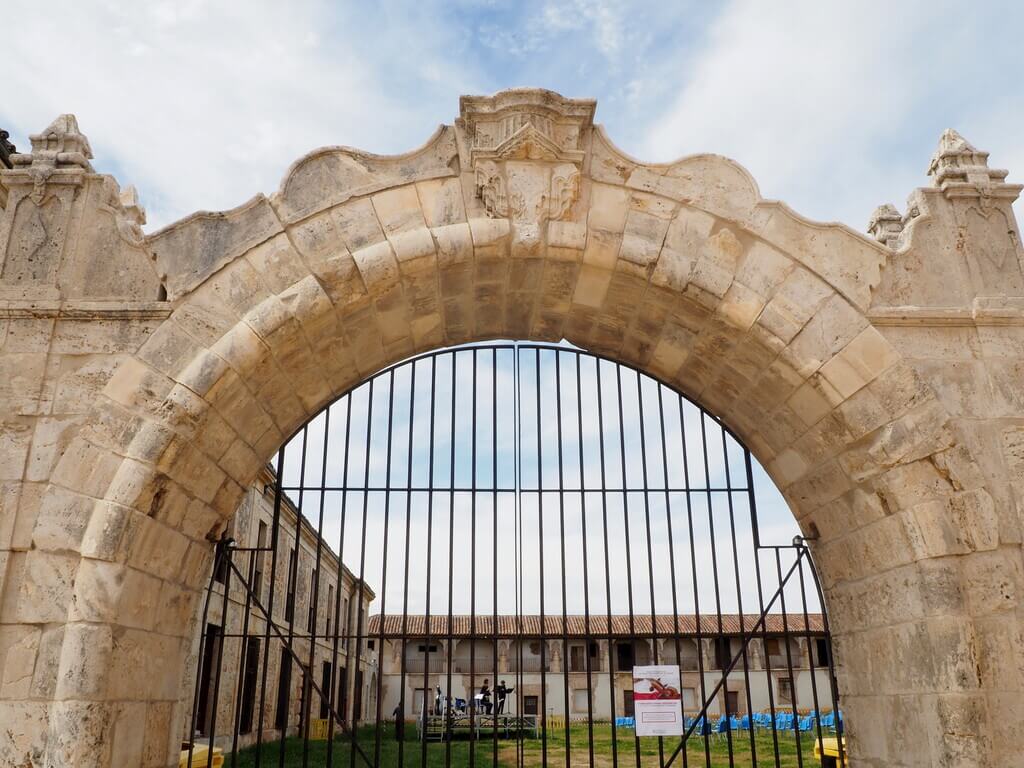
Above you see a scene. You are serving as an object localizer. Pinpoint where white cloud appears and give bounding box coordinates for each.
[2,0,481,228]
[642,0,1024,228]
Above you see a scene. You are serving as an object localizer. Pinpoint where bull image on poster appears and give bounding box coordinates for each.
[632,665,685,736]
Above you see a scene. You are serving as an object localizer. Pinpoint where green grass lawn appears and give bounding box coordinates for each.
[227,723,834,767]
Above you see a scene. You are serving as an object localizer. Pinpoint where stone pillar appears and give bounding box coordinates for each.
[855,129,1024,767]
[0,115,167,767]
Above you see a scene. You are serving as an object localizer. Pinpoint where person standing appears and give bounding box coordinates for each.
[392,703,404,741]
[496,681,514,714]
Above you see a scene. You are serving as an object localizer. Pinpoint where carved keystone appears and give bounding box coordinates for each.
[457,89,596,257]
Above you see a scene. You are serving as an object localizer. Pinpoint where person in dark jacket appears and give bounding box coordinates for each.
[496,681,514,714]
[479,680,493,714]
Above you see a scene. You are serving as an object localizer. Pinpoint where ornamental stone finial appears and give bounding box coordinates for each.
[8,114,94,205]
[457,88,596,256]
[927,128,1021,203]
[11,114,93,172]
[868,203,904,248]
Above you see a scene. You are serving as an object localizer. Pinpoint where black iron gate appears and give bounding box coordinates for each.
[187,342,845,767]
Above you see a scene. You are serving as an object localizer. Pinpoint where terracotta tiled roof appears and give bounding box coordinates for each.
[366,613,825,637]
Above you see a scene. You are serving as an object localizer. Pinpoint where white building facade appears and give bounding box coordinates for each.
[370,615,836,723]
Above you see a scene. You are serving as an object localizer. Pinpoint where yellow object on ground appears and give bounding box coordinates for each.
[309,718,330,740]
[178,743,224,768]
[813,736,846,766]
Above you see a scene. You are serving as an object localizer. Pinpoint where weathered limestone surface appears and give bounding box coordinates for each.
[0,90,1022,767]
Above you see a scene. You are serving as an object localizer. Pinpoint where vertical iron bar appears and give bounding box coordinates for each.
[655,385,687,768]
[302,408,332,768]
[746,481,782,766]
[421,357,439,768]
[515,346,525,768]
[675,398,712,767]
[805,544,845,767]
[230,544,259,764]
[349,384,375,768]
[697,413,734,767]
[776,549,804,768]
[719,437,758,764]
[469,350,478,768]
[575,353,596,767]
[280,425,311,768]
[398,361,418,767]
[372,371,397,765]
[595,357,619,768]
[327,396,354,767]
[554,352,571,768]
[254,447,286,767]
[444,353,458,768]
[634,369,664,767]
[535,348,548,768]
[492,349,500,766]
[613,365,641,768]
[796,550,827,763]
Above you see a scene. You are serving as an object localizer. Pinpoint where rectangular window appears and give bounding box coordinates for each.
[297,672,309,734]
[714,637,732,670]
[815,638,831,667]
[326,584,334,636]
[623,690,635,717]
[342,598,350,649]
[337,666,348,721]
[196,623,222,736]
[523,696,539,715]
[239,637,260,734]
[352,670,363,722]
[253,520,267,602]
[416,644,439,653]
[307,567,318,633]
[320,661,332,719]
[778,677,793,703]
[569,644,585,673]
[284,548,297,623]
[726,691,739,715]
[615,642,635,672]
[275,647,292,729]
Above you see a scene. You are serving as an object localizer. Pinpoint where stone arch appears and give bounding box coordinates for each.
[7,91,1017,767]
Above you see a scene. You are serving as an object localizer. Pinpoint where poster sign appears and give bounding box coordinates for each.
[632,665,684,736]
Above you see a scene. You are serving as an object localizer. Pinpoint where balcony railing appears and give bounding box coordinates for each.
[508,658,548,674]
[452,658,497,674]
[403,657,448,674]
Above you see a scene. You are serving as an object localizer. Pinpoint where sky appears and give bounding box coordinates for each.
[3,0,1023,231]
